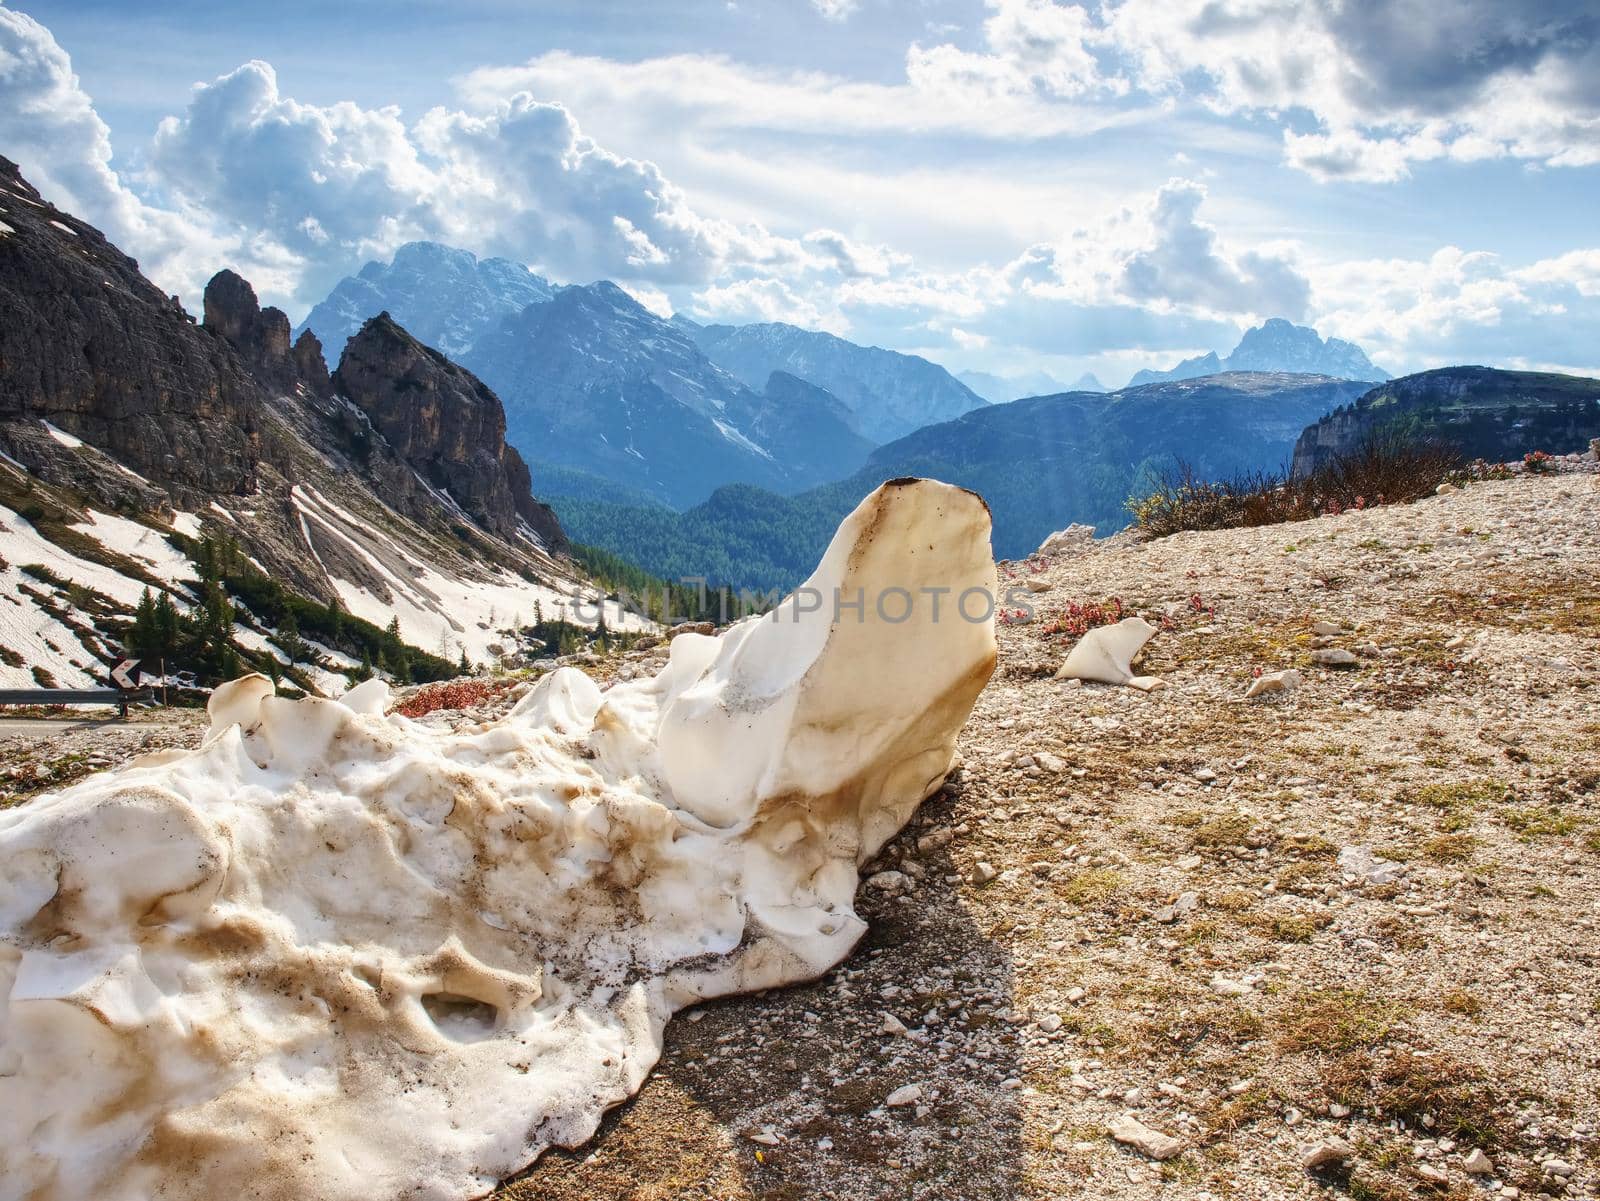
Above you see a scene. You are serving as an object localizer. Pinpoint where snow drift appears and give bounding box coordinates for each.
[0,478,996,1201]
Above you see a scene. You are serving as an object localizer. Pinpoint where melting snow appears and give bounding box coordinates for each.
[0,480,997,1200]
[40,421,83,449]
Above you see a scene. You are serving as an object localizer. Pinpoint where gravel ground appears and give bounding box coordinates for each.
[6,469,1596,1201]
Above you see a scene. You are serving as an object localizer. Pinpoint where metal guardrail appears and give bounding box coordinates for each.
[0,688,149,716]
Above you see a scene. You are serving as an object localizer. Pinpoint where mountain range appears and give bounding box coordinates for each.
[958,369,1107,402]
[1128,319,1390,387]
[549,371,1375,586]
[684,321,988,441]
[299,244,981,507]
[0,157,629,693]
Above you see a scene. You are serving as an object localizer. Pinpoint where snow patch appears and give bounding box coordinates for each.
[0,480,996,1200]
[41,420,83,449]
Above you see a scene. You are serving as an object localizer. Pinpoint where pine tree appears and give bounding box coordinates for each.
[129,588,157,657]
[458,650,471,675]
[154,591,180,657]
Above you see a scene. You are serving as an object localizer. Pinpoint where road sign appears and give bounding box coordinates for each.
[111,659,139,689]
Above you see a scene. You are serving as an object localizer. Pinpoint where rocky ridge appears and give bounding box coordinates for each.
[1129,319,1389,388]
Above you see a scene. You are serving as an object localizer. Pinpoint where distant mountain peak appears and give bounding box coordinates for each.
[299,240,555,360]
[691,322,985,442]
[1127,320,1388,388]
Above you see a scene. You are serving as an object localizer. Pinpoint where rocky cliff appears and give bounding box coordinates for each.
[0,154,260,500]
[1129,319,1389,387]
[1291,366,1600,477]
[0,157,607,691]
[334,312,564,547]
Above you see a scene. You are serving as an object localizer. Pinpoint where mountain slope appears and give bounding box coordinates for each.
[0,156,632,692]
[958,369,1107,403]
[551,372,1370,586]
[1129,319,1389,386]
[689,321,987,441]
[460,284,869,507]
[1292,366,1600,477]
[297,241,555,359]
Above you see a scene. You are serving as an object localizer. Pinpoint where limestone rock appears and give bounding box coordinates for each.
[335,313,566,547]
[1110,1114,1183,1160]
[1037,523,1096,556]
[1244,668,1303,698]
[1302,1138,1357,1171]
[1311,648,1358,668]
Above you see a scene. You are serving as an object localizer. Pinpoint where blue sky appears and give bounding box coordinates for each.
[3,0,1598,387]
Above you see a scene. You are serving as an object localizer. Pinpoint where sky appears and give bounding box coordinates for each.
[2,0,1598,388]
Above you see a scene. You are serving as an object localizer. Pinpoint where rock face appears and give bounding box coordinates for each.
[334,312,564,546]
[0,155,583,628]
[1291,366,1600,477]
[689,320,988,443]
[202,269,297,390]
[0,478,996,1201]
[1128,319,1388,387]
[0,155,261,499]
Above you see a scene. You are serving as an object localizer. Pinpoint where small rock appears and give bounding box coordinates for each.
[1211,973,1250,996]
[1329,1103,1351,1118]
[1338,845,1406,887]
[1302,1138,1356,1172]
[970,861,998,885]
[1462,1149,1495,1175]
[1543,1158,1575,1178]
[1035,751,1066,773]
[1109,1114,1183,1161]
[1037,1013,1064,1034]
[880,1013,909,1036]
[669,621,716,639]
[1311,648,1358,668]
[1436,482,1459,495]
[1153,891,1201,924]
[1284,1107,1303,1127]
[1066,986,1086,1003]
[916,828,954,855]
[867,870,909,892]
[1418,1164,1449,1185]
[748,1127,782,1146]
[1311,620,1342,636]
[1194,767,1218,783]
[1244,668,1302,699]
[886,1084,923,1107]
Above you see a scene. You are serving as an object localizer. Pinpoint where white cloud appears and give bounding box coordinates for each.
[1308,244,1600,371]
[811,0,856,21]
[1104,0,1600,179]
[692,277,844,332]
[0,7,227,296]
[999,178,1309,321]
[458,3,1137,143]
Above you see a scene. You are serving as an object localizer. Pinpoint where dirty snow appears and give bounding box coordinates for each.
[0,480,996,1201]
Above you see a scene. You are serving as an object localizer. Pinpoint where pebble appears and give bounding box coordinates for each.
[970,861,998,885]
[1311,647,1358,668]
[1301,1138,1356,1171]
[1463,1148,1495,1175]
[1110,1114,1183,1161]
[885,1084,923,1107]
